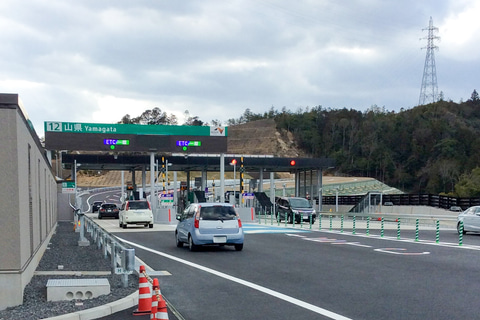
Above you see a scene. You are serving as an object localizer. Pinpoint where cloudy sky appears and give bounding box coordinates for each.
[1,0,479,137]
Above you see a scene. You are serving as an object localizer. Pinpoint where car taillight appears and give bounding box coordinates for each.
[125,203,129,211]
[148,201,151,210]
[194,208,200,228]
[237,218,242,228]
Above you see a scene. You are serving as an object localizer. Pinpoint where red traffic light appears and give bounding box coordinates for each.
[231,159,237,165]
[290,160,296,166]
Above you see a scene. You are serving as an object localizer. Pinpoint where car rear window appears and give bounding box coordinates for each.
[200,206,236,220]
[128,201,149,210]
[289,198,311,208]
[102,204,117,209]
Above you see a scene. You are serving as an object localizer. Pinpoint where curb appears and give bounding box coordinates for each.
[40,291,138,320]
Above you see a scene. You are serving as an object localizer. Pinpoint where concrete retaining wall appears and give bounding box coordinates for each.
[0,94,58,310]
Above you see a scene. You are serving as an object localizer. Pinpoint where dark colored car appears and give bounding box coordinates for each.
[91,201,103,213]
[276,196,316,224]
[98,203,119,219]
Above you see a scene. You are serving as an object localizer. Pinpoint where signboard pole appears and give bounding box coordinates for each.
[150,153,156,218]
[220,154,225,202]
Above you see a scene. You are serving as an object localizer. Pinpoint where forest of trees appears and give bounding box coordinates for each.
[118,90,480,197]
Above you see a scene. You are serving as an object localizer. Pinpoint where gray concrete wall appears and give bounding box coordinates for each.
[0,94,58,310]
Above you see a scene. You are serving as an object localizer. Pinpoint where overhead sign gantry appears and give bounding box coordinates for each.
[44,121,228,153]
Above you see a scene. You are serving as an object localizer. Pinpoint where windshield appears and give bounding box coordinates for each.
[200,206,236,220]
[289,198,311,209]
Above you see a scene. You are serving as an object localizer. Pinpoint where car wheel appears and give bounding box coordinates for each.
[98,214,102,219]
[457,222,467,235]
[115,215,119,219]
[234,243,243,251]
[122,223,127,229]
[287,213,293,224]
[119,221,122,228]
[149,223,153,228]
[176,233,183,248]
[188,235,198,252]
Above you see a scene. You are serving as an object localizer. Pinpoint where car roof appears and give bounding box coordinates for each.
[194,202,234,207]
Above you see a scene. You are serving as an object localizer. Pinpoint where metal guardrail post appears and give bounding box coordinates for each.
[76,210,90,246]
[121,248,135,288]
[111,242,116,273]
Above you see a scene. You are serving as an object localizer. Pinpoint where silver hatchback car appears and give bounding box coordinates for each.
[457,206,480,234]
[175,203,244,251]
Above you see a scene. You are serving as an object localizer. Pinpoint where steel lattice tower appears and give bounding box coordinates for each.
[418,17,440,105]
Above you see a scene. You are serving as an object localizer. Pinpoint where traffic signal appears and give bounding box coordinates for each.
[290,160,296,166]
[231,159,237,165]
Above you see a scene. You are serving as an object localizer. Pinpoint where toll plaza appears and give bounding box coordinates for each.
[44,121,335,223]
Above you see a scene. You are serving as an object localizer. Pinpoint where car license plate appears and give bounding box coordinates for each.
[213,236,227,243]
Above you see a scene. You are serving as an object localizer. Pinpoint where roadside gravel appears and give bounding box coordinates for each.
[0,222,138,320]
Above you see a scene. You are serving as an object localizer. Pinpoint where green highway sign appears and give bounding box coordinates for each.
[45,121,227,137]
[44,122,228,153]
[62,181,76,193]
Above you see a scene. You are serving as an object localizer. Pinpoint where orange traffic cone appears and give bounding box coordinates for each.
[153,278,169,320]
[150,279,159,320]
[133,265,152,315]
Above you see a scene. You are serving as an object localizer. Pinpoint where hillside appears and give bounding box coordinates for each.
[227,119,306,157]
[273,99,480,195]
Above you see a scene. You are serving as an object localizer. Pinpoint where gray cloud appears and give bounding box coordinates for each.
[0,0,478,137]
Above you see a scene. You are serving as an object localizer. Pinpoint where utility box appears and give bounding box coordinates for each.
[46,278,110,301]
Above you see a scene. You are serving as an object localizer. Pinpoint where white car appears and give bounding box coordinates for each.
[457,206,480,234]
[119,200,154,229]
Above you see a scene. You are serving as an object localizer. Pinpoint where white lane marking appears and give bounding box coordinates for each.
[318,230,480,251]
[117,237,352,320]
[374,248,430,255]
[85,189,121,211]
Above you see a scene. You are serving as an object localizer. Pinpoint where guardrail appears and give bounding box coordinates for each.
[80,214,136,287]
[255,208,465,245]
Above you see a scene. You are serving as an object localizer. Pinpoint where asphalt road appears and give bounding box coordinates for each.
[88,223,480,320]
[84,190,480,320]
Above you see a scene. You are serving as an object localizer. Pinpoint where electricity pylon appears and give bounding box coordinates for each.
[418,17,440,106]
